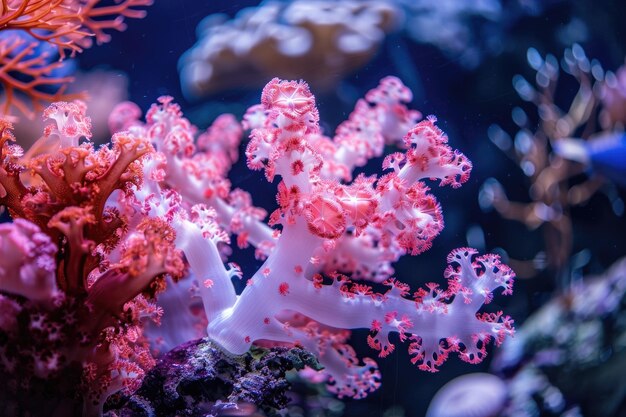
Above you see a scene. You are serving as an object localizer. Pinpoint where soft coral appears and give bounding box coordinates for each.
[113,77,514,399]
[0,100,183,416]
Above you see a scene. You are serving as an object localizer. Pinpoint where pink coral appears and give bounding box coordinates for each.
[0,218,57,301]
[0,100,182,416]
[112,76,513,398]
[0,76,513,414]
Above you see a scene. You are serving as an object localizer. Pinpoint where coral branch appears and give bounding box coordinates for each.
[124,76,510,397]
[0,0,152,117]
[0,76,513,413]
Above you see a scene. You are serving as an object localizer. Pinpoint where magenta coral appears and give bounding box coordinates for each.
[109,76,514,399]
[0,218,58,301]
[0,76,514,414]
[0,101,182,415]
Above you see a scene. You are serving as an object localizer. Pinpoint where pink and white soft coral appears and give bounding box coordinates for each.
[117,76,513,399]
[0,101,184,416]
[0,75,515,412]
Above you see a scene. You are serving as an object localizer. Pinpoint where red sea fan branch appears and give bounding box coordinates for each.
[0,36,82,118]
[0,0,152,117]
[1,0,88,56]
[79,0,154,46]
[1,0,153,56]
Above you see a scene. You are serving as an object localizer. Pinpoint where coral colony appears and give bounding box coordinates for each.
[0,76,514,415]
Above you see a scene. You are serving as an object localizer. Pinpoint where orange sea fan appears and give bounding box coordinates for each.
[0,0,153,118]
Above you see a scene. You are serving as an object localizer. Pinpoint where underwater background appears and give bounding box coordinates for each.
[2,0,626,416]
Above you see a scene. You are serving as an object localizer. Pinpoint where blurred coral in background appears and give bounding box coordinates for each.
[395,0,559,68]
[481,45,626,283]
[491,256,626,417]
[179,1,401,98]
[12,69,130,150]
[178,0,567,102]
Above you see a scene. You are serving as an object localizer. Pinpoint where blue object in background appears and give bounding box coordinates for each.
[554,132,626,187]
[589,132,626,186]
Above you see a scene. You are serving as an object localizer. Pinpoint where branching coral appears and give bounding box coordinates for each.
[0,102,183,416]
[111,76,514,399]
[0,0,152,118]
[481,45,626,281]
[1,76,514,415]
